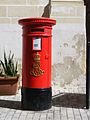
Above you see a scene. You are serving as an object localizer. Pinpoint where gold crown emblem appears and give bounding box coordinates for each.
[33,52,40,61]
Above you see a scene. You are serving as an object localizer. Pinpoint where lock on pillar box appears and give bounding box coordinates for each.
[18,18,56,110]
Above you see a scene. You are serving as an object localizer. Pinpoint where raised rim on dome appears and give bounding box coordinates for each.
[18,17,56,26]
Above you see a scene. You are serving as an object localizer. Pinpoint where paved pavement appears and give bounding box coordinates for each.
[0,86,90,120]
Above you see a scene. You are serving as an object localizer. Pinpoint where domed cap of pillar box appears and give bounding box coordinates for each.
[18,17,56,26]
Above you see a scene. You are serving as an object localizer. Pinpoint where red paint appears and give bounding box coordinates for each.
[19,17,56,88]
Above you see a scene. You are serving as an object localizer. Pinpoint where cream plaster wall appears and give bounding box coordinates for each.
[0,0,49,24]
[51,0,86,88]
[0,0,86,88]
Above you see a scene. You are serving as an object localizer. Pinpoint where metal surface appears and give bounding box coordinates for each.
[19,17,56,110]
[30,52,44,77]
[19,17,56,89]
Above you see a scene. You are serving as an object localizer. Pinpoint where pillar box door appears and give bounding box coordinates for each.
[18,18,56,110]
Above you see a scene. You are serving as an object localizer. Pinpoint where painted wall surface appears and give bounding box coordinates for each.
[0,0,86,89]
[0,23,86,89]
[0,0,50,77]
[0,25,22,59]
[52,24,86,88]
[51,1,86,88]
[0,0,50,24]
[0,25,22,76]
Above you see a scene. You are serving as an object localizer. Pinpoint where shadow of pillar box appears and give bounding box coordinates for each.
[18,17,56,111]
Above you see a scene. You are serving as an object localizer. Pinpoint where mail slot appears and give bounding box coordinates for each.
[31,28,44,32]
[18,17,56,110]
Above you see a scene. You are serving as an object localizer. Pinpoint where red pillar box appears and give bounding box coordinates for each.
[18,18,56,110]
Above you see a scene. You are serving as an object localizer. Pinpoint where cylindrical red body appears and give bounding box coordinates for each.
[19,18,56,110]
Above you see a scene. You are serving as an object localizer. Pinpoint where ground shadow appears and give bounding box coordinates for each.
[52,93,86,109]
[0,100,21,110]
[0,93,86,110]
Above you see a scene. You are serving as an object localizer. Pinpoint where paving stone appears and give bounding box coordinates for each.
[79,109,88,120]
[20,111,28,116]
[54,107,60,111]
[67,108,74,120]
[12,110,22,119]
[5,115,13,120]
[73,109,82,120]
[53,110,60,120]
[47,111,53,120]
[86,109,90,120]
[0,87,90,120]
[25,113,34,120]
[12,113,21,119]
[33,112,41,120]
[39,112,47,120]
[61,116,67,120]
[61,107,67,120]
[12,118,19,120]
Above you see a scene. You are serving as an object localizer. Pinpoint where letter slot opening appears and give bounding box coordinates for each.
[31,29,44,32]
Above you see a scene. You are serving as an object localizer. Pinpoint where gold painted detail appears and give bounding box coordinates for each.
[30,52,44,77]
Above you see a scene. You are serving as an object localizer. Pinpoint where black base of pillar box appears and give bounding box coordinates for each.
[21,87,52,111]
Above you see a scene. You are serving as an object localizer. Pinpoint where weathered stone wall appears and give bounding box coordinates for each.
[51,0,85,23]
[51,0,86,88]
[0,0,50,76]
[0,0,86,88]
[0,0,50,24]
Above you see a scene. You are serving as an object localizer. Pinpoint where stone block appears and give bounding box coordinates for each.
[0,18,10,24]
[27,0,49,6]
[38,6,45,17]
[51,17,84,23]
[8,6,39,17]
[51,1,84,7]
[52,6,76,16]
[11,17,20,24]
[76,7,85,17]
[51,0,83,1]
[0,6,6,17]
[0,0,26,5]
